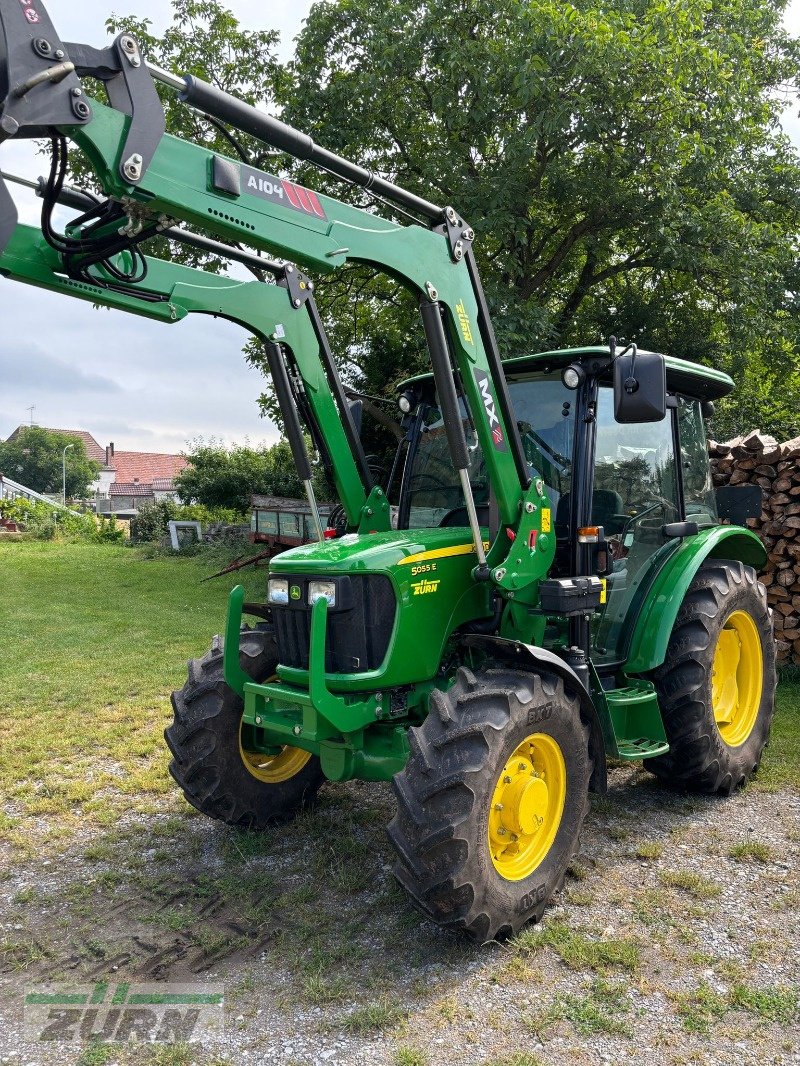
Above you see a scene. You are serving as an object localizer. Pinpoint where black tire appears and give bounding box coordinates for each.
[646,559,776,794]
[166,627,324,827]
[388,665,592,944]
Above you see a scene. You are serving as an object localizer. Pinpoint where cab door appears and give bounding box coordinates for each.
[591,386,681,664]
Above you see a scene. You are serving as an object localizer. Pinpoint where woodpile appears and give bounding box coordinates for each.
[710,430,800,667]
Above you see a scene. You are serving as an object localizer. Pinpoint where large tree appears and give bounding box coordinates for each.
[106,0,800,441]
[275,0,800,439]
[0,428,99,498]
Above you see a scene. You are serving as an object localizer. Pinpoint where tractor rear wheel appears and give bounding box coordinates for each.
[166,627,324,827]
[388,665,592,943]
[646,559,776,793]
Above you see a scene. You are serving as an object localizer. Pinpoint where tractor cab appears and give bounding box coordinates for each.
[395,346,735,667]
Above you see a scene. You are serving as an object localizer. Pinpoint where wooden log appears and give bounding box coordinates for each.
[768,585,790,602]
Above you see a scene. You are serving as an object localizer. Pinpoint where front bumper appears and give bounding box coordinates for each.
[224,585,408,782]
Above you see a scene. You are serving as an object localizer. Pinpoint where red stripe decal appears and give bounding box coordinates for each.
[306,190,326,219]
[282,181,302,210]
[295,186,313,214]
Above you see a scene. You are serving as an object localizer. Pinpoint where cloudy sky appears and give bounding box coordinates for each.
[1,0,313,454]
[2,1,800,455]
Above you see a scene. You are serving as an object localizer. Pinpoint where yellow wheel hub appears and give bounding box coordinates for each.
[488,732,566,881]
[711,610,763,748]
[238,674,312,783]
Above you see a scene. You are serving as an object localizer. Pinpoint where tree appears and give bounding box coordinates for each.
[0,428,99,498]
[174,439,327,512]
[274,0,800,437]
[107,0,800,441]
[98,1,283,278]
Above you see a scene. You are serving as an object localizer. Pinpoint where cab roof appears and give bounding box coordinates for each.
[400,346,734,401]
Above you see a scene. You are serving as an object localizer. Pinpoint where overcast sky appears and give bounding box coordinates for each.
[2,1,800,454]
[0,0,313,454]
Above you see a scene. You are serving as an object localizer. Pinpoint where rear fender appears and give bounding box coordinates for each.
[624,525,766,675]
[460,634,607,793]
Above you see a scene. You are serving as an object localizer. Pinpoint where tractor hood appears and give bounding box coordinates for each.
[268,526,485,575]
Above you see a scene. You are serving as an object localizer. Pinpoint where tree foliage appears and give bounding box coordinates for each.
[174,439,327,512]
[102,0,284,276]
[0,428,99,498]
[106,0,800,441]
[275,0,800,438]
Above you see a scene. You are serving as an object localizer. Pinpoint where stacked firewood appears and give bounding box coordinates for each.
[710,431,800,666]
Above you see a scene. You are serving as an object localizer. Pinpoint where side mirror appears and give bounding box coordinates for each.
[613,350,667,423]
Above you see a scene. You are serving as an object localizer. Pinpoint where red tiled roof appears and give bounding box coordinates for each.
[6,426,106,464]
[151,477,176,491]
[110,452,187,482]
[110,482,155,497]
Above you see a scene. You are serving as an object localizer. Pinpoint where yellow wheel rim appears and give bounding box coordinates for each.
[238,674,312,783]
[711,610,763,748]
[488,732,566,881]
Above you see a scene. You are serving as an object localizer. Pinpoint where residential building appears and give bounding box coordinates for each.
[3,426,187,513]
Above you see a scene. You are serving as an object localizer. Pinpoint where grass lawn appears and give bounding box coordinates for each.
[0,539,267,854]
[0,539,798,857]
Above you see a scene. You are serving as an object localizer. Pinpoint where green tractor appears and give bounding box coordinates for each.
[168,346,775,941]
[0,3,775,942]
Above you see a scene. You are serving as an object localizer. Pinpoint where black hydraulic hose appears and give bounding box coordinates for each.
[176,73,442,223]
[264,340,313,482]
[419,300,469,471]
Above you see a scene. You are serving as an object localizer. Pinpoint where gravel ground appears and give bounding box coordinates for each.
[0,764,798,1066]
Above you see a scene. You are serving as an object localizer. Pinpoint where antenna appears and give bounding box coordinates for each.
[26,404,35,426]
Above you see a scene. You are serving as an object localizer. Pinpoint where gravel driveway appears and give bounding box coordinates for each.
[0,764,797,1066]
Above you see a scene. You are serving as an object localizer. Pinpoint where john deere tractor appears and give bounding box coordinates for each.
[0,2,775,942]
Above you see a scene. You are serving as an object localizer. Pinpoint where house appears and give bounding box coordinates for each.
[4,426,115,496]
[100,445,187,514]
[3,426,187,513]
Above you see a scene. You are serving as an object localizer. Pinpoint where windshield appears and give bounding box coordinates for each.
[402,371,576,529]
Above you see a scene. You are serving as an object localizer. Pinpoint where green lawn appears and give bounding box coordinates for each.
[0,540,798,856]
[0,540,266,853]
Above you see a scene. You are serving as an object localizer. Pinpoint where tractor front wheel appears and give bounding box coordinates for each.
[646,559,776,793]
[388,666,592,943]
[166,627,324,827]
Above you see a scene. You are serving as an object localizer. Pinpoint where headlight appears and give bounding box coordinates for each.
[268,578,289,604]
[561,363,585,390]
[308,580,336,607]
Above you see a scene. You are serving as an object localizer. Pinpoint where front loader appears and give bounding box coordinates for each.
[0,2,776,942]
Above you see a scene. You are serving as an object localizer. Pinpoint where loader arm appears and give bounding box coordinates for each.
[0,220,378,527]
[0,0,553,598]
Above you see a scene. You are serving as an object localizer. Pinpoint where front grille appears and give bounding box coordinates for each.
[273,574,396,674]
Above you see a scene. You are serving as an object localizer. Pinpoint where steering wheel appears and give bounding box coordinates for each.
[618,501,663,541]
